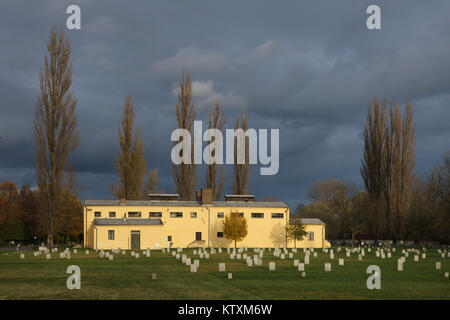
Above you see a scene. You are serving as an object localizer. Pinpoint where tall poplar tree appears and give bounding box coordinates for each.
[34,26,80,247]
[205,101,226,200]
[172,70,197,200]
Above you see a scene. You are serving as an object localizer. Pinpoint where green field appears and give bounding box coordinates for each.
[0,246,449,300]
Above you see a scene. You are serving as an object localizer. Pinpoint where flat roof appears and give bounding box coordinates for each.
[94,218,163,226]
[84,199,289,208]
[299,218,326,225]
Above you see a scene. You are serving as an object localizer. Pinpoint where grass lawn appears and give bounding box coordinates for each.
[0,246,449,300]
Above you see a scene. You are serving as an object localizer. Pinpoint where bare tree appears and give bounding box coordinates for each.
[205,101,226,200]
[388,102,416,239]
[172,70,197,200]
[144,168,164,195]
[361,97,416,240]
[361,98,388,239]
[34,26,80,247]
[232,109,250,194]
[111,94,147,200]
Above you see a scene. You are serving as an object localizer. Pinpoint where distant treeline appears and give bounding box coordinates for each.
[0,181,82,245]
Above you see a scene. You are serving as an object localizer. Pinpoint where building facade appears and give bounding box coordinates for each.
[83,190,330,250]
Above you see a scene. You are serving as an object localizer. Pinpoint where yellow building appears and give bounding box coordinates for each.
[83,189,330,250]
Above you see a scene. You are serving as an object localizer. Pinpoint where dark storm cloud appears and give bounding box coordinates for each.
[0,0,449,207]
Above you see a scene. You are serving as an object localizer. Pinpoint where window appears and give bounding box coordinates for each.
[217,232,223,238]
[94,212,101,217]
[150,212,162,218]
[167,235,172,242]
[308,232,314,241]
[128,212,142,218]
[251,213,264,219]
[170,212,183,218]
[108,230,115,240]
[190,212,197,218]
[238,212,244,217]
[271,213,284,219]
[217,212,224,218]
[109,212,116,218]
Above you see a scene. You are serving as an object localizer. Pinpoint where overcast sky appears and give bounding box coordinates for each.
[1,1,449,208]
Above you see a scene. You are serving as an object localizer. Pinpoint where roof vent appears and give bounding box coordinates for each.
[147,194,179,201]
[224,194,255,202]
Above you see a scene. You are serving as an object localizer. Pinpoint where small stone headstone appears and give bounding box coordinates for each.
[109,255,113,261]
[339,258,344,266]
[20,253,25,259]
[301,271,306,278]
[358,254,362,261]
[269,262,276,271]
[304,255,310,265]
[313,252,317,257]
[190,264,197,272]
[436,262,441,270]
[298,263,305,272]
[280,254,285,260]
[135,253,139,258]
[228,273,232,279]
[152,273,157,280]
[46,253,51,260]
[414,255,419,262]
[289,253,293,259]
[324,263,331,272]
[398,261,403,271]
[330,252,334,259]
[185,258,191,266]
[293,259,299,266]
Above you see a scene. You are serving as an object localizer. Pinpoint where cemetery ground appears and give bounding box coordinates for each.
[0,246,449,300]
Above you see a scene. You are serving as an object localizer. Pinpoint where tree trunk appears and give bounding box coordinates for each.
[351,231,355,248]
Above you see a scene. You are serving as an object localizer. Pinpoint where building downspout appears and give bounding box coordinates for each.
[206,207,211,248]
[322,225,325,249]
[285,208,288,248]
[94,226,97,250]
[83,205,86,248]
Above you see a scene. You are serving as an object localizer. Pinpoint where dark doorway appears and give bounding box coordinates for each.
[131,230,140,250]
[195,232,202,241]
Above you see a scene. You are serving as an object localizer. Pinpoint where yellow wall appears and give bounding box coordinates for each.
[287,224,327,248]
[84,203,327,249]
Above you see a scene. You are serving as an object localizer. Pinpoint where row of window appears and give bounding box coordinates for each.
[107,230,225,241]
[95,211,284,219]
